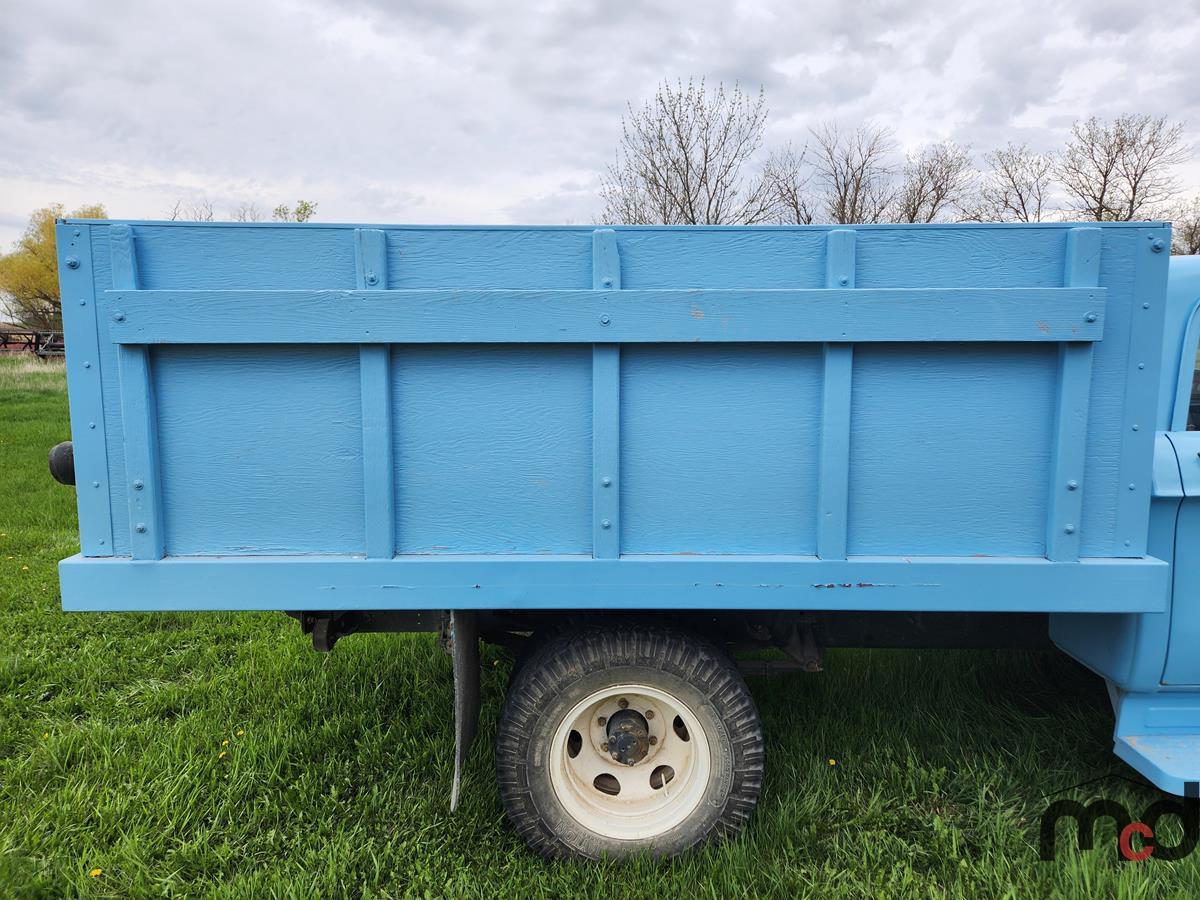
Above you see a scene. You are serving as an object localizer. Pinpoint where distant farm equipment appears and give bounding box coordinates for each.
[0,329,64,357]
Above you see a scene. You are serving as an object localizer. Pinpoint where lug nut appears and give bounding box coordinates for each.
[645,710,655,720]
[618,698,628,709]
[597,716,607,726]
[649,736,658,745]
[601,742,609,752]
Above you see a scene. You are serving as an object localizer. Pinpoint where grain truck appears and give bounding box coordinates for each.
[48,218,1200,859]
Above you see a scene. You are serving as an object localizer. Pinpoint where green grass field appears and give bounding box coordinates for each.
[1,354,1198,898]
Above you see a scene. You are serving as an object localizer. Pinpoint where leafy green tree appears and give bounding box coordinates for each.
[0,203,107,330]
[272,200,318,223]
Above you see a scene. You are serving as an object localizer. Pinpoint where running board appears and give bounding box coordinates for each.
[1110,686,1200,795]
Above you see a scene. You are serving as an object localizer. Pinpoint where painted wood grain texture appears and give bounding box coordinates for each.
[1078,227,1169,555]
[817,229,856,560]
[1045,227,1100,560]
[117,345,165,559]
[110,225,166,560]
[153,346,365,554]
[1113,227,1172,553]
[390,345,592,554]
[620,344,823,554]
[106,287,1107,344]
[58,552,1169,614]
[355,229,395,558]
[592,229,622,559]
[70,221,1170,575]
[847,343,1058,556]
[55,223,114,556]
[132,224,357,289]
[89,227,134,554]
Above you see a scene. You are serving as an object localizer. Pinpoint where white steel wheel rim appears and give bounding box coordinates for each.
[548,683,711,841]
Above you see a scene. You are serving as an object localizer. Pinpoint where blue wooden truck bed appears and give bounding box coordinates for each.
[56,221,1168,608]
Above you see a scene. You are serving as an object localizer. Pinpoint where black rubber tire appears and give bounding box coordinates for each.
[495,624,764,860]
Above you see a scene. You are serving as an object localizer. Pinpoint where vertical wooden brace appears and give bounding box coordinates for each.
[111,224,164,559]
[1046,227,1100,561]
[592,230,621,559]
[56,223,114,555]
[817,229,856,560]
[356,229,395,558]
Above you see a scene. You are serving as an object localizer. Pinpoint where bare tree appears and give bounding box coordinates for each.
[166,198,215,221]
[761,143,818,224]
[599,78,776,225]
[808,122,897,224]
[231,202,263,222]
[969,143,1056,222]
[165,198,316,223]
[893,141,975,223]
[1057,114,1190,220]
[1172,195,1200,255]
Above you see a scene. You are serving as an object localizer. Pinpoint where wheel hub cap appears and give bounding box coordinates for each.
[605,709,650,765]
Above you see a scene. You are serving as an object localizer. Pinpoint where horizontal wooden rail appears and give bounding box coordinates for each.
[104,287,1107,344]
[60,553,1165,613]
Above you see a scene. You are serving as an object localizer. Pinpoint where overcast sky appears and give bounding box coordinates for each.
[2,0,1199,247]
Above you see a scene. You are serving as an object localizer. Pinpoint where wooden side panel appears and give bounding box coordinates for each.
[132,224,357,289]
[68,221,1170,574]
[391,345,592,554]
[620,344,823,554]
[153,345,365,554]
[847,343,1058,556]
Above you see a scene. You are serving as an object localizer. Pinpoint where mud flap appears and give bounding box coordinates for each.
[448,610,480,811]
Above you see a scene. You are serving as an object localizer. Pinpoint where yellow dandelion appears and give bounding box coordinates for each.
[828,758,837,766]
[221,739,230,746]
[236,729,244,736]
[21,566,29,571]
[89,868,103,878]
[218,751,227,759]
[42,732,49,739]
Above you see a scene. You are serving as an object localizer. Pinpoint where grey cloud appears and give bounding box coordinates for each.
[0,0,1198,247]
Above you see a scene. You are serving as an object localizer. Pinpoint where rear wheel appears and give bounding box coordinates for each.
[495,625,763,859]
